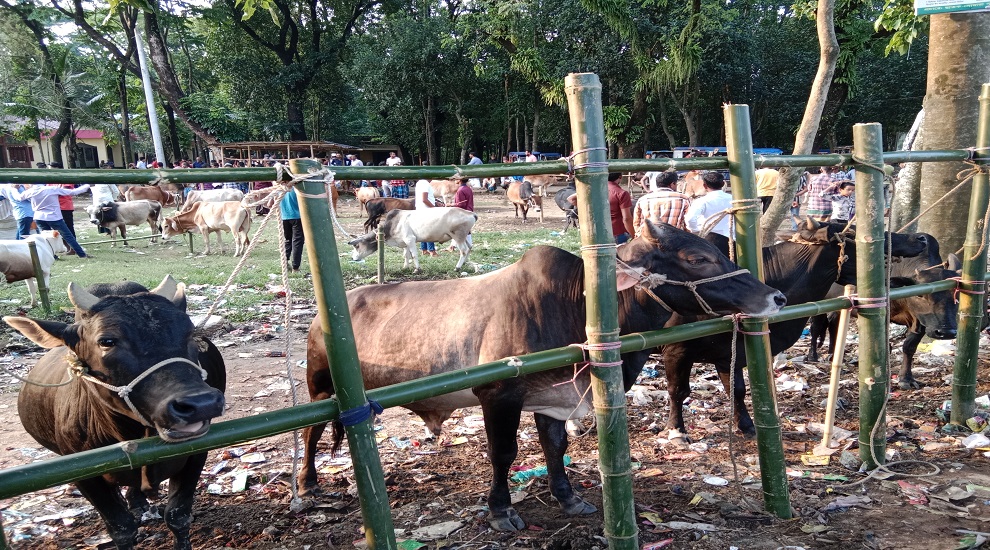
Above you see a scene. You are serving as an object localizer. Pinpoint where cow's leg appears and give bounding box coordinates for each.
[24,278,38,308]
[807,314,826,362]
[663,349,694,444]
[215,230,224,254]
[148,219,159,244]
[513,203,519,218]
[535,413,597,516]
[479,392,525,531]
[120,225,129,247]
[410,244,421,273]
[163,453,208,550]
[297,421,328,495]
[454,238,469,269]
[717,359,756,436]
[899,330,924,389]
[74,477,139,549]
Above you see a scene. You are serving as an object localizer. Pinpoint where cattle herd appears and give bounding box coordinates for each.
[0,177,974,547]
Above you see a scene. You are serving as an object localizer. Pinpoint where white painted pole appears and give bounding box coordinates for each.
[133,20,167,167]
[818,284,856,452]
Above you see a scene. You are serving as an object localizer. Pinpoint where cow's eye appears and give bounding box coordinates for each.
[97,338,117,349]
[687,255,708,265]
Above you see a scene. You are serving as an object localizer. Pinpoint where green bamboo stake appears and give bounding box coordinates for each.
[376,226,385,284]
[724,105,791,519]
[852,123,889,469]
[26,240,51,315]
[564,73,638,550]
[950,83,990,425]
[291,159,397,550]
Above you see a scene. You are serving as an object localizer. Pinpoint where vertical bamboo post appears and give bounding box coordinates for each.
[377,226,385,284]
[950,83,990,425]
[291,159,396,550]
[819,284,856,451]
[27,240,50,315]
[187,231,194,254]
[852,123,889,469]
[724,105,792,519]
[564,73,637,550]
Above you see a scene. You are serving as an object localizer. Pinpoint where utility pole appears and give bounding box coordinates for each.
[133,19,166,167]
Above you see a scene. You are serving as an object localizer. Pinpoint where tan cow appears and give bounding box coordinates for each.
[506,181,543,223]
[125,185,180,208]
[429,179,459,206]
[181,188,245,213]
[161,201,252,256]
[355,187,381,217]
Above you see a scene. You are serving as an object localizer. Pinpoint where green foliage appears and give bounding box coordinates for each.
[875,0,928,56]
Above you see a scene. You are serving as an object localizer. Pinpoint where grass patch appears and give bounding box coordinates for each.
[0,212,582,321]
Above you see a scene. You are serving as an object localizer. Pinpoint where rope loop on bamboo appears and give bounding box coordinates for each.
[848,295,888,310]
[338,400,384,427]
[729,313,770,336]
[949,277,987,304]
[850,155,886,175]
[699,198,761,263]
[566,146,608,174]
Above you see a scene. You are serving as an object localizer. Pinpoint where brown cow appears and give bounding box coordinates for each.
[161,201,252,256]
[125,185,180,208]
[363,197,415,231]
[506,181,543,223]
[355,187,381,217]
[429,179,459,206]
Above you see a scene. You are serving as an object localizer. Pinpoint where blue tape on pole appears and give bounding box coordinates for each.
[338,400,384,427]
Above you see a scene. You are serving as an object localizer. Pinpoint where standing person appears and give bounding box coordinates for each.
[385,152,406,199]
[632,171,691,232]
[525,150,538,163]
[414,175,437,257]
[15,184,92,257]
[822,181,856,223]
[136,157,147,169]
[805,167,838,221]
[680,153,706,198]
[684,172,733,238]
[0,184,34,239]
[467,152,483,189]
[192,156,206,168]
[607,172,635,244]
[451,177,475,248]
[280,186,305,272]
[754,167,779,213]
[790,171,810,231]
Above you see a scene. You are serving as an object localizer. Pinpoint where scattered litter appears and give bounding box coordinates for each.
[660,521,718,531]
[231,470,250,492]
[787,469,848,482]
[642,539,674,549]
[397,540,427,550]
[409,520,463,540]
[822,495,871,512]
[639,511,664,526]
[510,491,528,504]
[702,476,729,486]
[963,433,990,449]
[240,452,267,463]
[839,450,861,471]
[897,480,929,505]
[801,454,830,466]
[510,456,571,483]
[688,442,708,453]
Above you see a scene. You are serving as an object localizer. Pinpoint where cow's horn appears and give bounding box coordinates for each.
[802,217,819,231]
[151,275,179,300]
[642,220,661,243]
[67,282,100,312]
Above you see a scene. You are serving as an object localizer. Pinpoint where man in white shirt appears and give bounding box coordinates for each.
[684,172,733,238]
[415,176,437,256]
[467,152,483,188]
[525,150,538,163]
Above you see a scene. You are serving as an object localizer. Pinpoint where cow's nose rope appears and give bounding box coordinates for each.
[616,257,751,316]
[66,354,208,428]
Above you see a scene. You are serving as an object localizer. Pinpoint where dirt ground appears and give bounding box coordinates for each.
[3,188,990,550]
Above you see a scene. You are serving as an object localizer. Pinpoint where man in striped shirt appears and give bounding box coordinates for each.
[633,170,691,234]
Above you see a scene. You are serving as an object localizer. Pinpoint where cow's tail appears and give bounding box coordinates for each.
[330,420,346,455]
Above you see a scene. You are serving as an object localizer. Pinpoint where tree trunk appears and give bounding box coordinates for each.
[659,104,678,149]
[142,11,219,146]
[532,102,540,153]
[287,91,307,141]
[51,112,71,167]
[761,0,839,244]
[66,122,78,168]
[422,96,437,165]
[891,109,925,232]
[918,13,990,254]
[118,65,133,166]
[164,102,182,166]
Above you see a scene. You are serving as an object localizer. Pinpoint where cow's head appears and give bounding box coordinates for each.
[160,217,183,240]
[3,276,225,442]
[348,233,379,261]
[617,221,785,317]
[30,230,69,256]
[891,267,959,340]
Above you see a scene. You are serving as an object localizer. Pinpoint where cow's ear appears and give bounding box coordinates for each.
[171,283,187,311]
[616,265,645,292]
[151,275,178,300]
[3,316,68,348]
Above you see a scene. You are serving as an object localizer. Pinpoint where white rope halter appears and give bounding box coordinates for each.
[615,257,751,316]
[65,353,208,428]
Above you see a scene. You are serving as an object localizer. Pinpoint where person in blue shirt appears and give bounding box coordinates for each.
[280,187,305,272]
[0,184,34,239]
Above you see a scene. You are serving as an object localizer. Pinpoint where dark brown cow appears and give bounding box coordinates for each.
[363,197,415,231]
[299,221,785,531]
[4,277,226,550]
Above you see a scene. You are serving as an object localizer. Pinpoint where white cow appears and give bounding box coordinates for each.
[0,231,69,307]
[180,188,245,212]
[84,200,162,246]
[161,201,252,256]
[348,207,476,272]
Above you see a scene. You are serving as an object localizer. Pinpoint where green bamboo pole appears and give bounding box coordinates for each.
[291,159,396,550]
[852,123,889,469]
[26,240,51,315]
[376,226,385,284]
[724,105,791,519]
[950,84,990,425]
[0,274,978,501]
[77,233,161,246]
[188,232,195,254]
[565,73,638,550]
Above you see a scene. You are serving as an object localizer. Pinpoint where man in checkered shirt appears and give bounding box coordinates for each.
[632,170,692,234]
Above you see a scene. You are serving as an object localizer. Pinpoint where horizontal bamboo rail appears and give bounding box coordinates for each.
[0,273,973,500]
[0,150,973,185]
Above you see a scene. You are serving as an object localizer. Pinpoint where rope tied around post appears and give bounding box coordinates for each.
[566,146,609,174]
[338,400,384,427]
[949,277,987,304]
[699,198,762,263]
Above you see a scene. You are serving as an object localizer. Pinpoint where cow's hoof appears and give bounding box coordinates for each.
[667,434,691,449]
[489,509,526,531]
[898,378,921,390]
[559,496,597,516]
[296,483,321,498]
